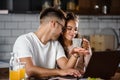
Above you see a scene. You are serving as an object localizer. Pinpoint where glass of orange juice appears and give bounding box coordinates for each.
[19,62,26,80]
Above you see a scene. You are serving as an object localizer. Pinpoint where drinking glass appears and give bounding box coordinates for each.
[9,63,20,80]
[72,38,82,48]
[9,62,26,80]
[19,62,26,80]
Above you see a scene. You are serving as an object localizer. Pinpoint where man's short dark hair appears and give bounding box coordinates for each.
[40,7,66,21]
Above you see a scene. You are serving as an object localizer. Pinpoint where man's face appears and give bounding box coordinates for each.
[51,20,65,40]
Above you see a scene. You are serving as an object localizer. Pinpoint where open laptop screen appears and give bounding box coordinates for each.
[83,50,120,79]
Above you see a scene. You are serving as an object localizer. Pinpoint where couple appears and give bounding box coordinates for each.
[13,7,92,79]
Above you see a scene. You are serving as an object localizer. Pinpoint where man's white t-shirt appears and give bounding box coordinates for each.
[13,32,66,69]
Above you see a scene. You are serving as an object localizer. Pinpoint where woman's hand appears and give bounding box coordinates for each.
[82,38,90,50]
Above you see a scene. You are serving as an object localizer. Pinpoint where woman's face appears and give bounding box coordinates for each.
[63,20,78,41]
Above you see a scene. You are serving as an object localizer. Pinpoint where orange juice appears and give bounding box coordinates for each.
[19,68,25,79]
[10,70,20,80]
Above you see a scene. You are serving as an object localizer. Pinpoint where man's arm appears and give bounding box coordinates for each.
[57,54,78,69]
[57,47,89,69]
[19,57,80,78]
[20,57,60,78]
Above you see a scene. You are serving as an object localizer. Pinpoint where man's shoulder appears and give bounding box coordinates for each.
[19,32,33,38]
[16,32,34,42]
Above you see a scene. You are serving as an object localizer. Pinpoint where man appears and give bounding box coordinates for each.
[13,8,89,79]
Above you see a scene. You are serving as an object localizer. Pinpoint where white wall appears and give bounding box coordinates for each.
[0,14,120,60]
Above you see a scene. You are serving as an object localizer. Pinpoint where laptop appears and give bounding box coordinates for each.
[82,50,120,79]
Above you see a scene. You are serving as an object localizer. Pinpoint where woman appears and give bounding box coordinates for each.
[58,12,92,74]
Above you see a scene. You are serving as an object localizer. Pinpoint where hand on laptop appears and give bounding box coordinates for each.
[79,69,85,75]
[59,68,82,77]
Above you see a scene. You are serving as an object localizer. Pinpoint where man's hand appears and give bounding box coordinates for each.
[70,38,90,56]
[71,47,89,56]
[59,68,81,77]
